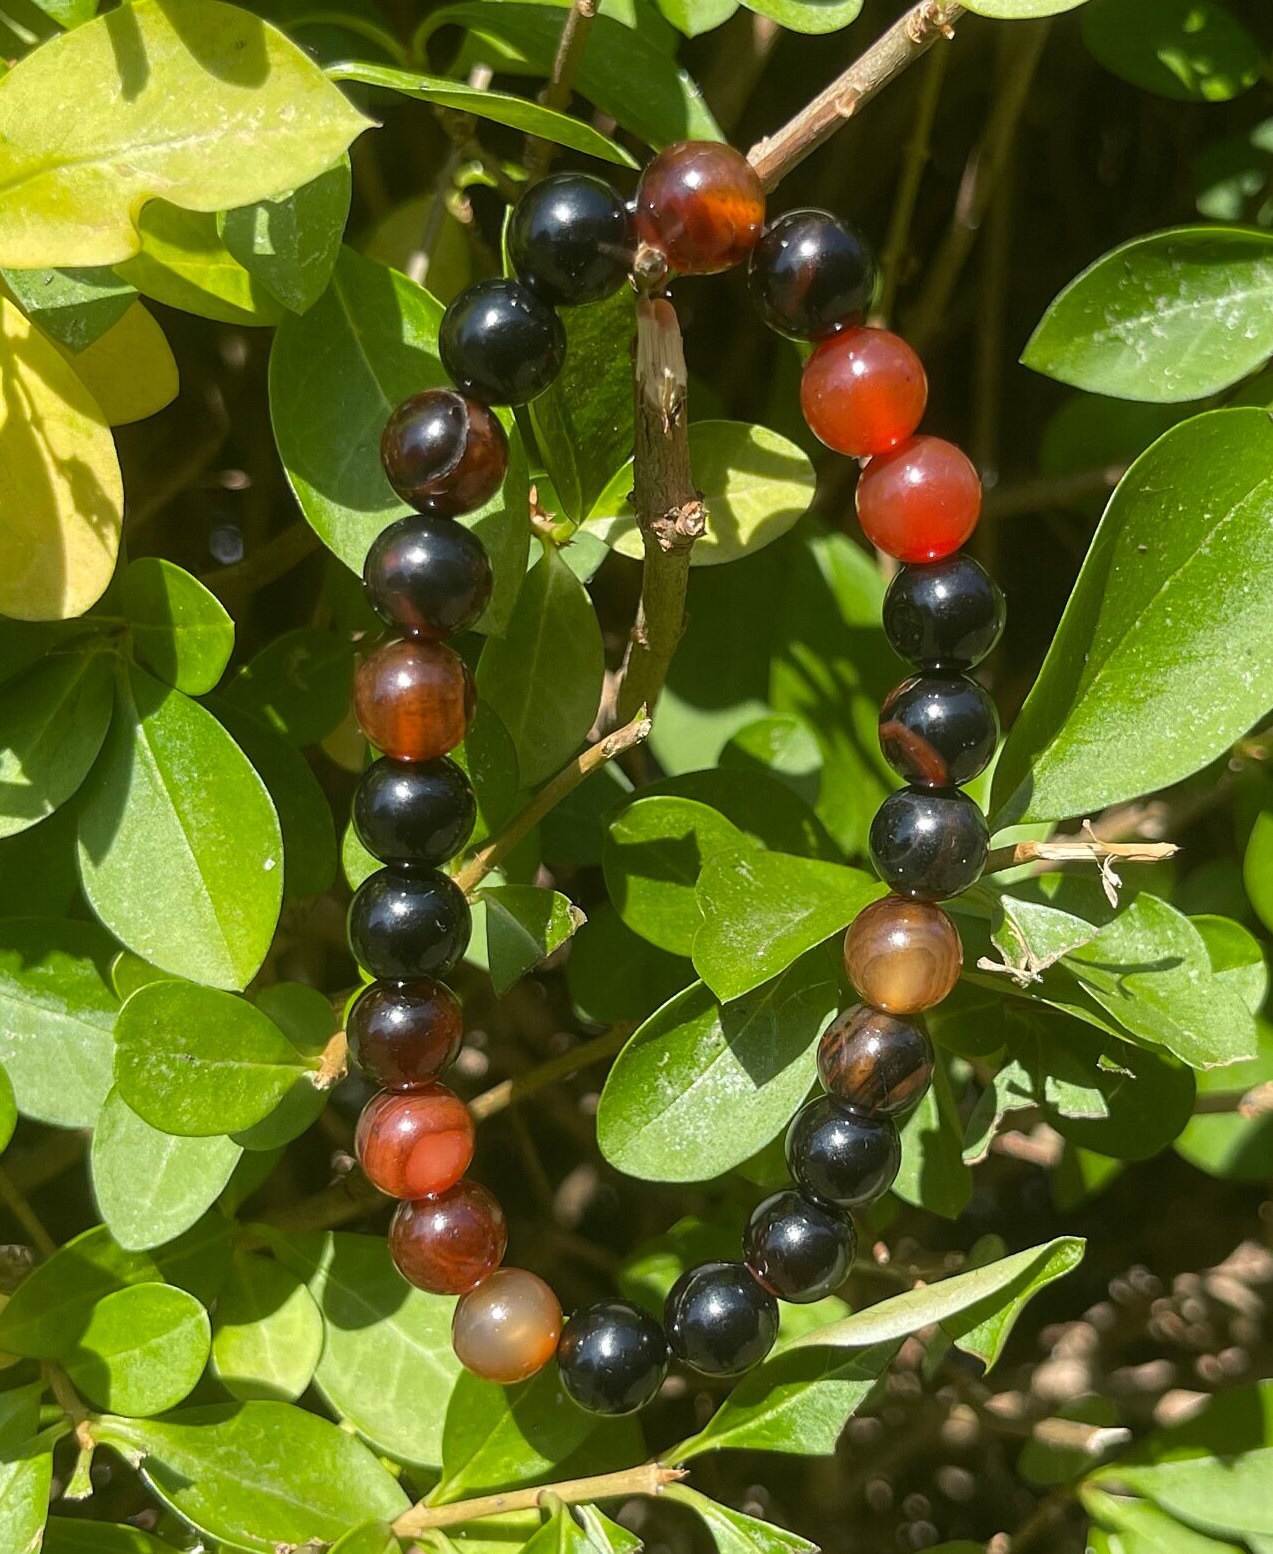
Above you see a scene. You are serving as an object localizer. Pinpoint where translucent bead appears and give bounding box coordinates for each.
[856,436,982,563]
[378,392,508,519]
[635,141,765,275]
[843,897,963,1013]
[800,327,926,457]
[452,1268,562,1385]
[390,1181,507,1296]
[355,1084,475,1200]
[346,978,465,1091]
[353,638,475,762]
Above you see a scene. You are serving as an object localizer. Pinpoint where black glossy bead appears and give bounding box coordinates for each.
[509,174,635,307]
[743,1189,857,1304]
[869,786,989,901]
[878,674,999,789]
[379,390,508,519]
[882,555,1006,671]
[557,1299,670,1415]
[348,867,471,981]
[439,279,566,406]
[364,516,493,640]
[748,209,877,340]
[663,1261,778,1377]
[353,757,476,869]
[786,1097,901,1209]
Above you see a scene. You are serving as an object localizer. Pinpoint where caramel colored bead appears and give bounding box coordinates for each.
[353,638,475,761]
[635,141,765,275]
[355,1084,475,1200]
[843,898,962,1014]
[817,1005,935,1117]
[452,1268,562,1385]
[390,1181,507,1296]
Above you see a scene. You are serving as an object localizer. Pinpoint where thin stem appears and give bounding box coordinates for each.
[201,522,319,603]
[983,834,1179,877]
[394,1463,687,1535]
[527,0,598,180]
[469,1025,629,1122]
[874,40,949,326]
[982,465,1127,521]
[0,1164,56,1257]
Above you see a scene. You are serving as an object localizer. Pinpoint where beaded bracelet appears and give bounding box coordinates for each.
[343,138,1004,1417]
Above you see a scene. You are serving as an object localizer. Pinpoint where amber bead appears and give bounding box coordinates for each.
[347,978,465,1090]
[379,390,508,518]
[389,1181,507,1296]
[452,1268,563,1385]
[843,897,962,1014]
[635,141,765,275]
[800,328,927,458]
[817,1005,935,1117]
[355,1084,475,1200]
[856,436,982,563]
[353,638,475,762]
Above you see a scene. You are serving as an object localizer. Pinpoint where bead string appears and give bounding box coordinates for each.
[345,141,1004,1415]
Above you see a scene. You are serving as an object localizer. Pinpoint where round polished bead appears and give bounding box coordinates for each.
[856,436,982,563]
[817,1004,935,1116]
[379,392,508,519]
[346,978,465,1090]
[786,1097,901,1209]
[353,757,476,869]
[452,1268,563,1385]
[557,1300,670,1415]
[439,279,566,406]
[800,327,926,457]
[882,555,1005,671]
[743,1189,857,1304]
[353,638,475,763]
[364,516,493,640]
[844,897,963,1014]
[355,1084,475,1200]
[878,674,999,789]
[748,209,876,341]
[663,1261,777,1376]
[348,867,471,981]
[635,141,766,275]
[509,173,635,307]
[389,1181,507,1295]
[869,787,989,902]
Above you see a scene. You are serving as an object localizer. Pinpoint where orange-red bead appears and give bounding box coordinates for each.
[800,328,927,458]
[635,141,765,275]
[856,436,982,563]
[452,1268,562,1384]
[353,638,475,761]
[389,1180,507,1295]
[355,1084,475,1200]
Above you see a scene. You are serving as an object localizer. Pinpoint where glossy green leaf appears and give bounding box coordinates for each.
[476,543,604,786]
[1084,1493,1248,1554]
[1023,229,1273,402]
[63,1282,209,1416]
[737,0,860,32]
[596,954,838,1182]
[115,202,285,325]
[91,1086,242,1251]
[0,806,79,920]
[211,1251,323,1402]
[77,664,283,990]
[478,885,586,995]
[575,1504,643,1554]
[656,0,739,35]
[693,849,881,1001]
[0,0,369,267]
[721,714,823,807]
[121,557,234,695]
[1244,808,1273,934]
[220,159,351,314]
[331,1525,402,1554]
[0,1383,51,1554]
[2,264,136,351]
[43,1519,174,1554]
[1176,1015,1273,1182]
[1082,0,1261,103]
[0,1062,13,1153]
[222,626,354,748]
[0,649,113,839]
[0,1223,160,1357]
[97,1401,409,1552]
[992,411,1273,827]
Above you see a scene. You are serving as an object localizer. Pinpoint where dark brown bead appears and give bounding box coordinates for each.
[389,1181,507,1296]
[380,390,508,517]
[347,979,465,1090]
[817,1005,934,1117]
[355,1084,475,1200]
[635,141,765,275]
[843,898,962,1014]
[353,638,475,762]
[452,1268,562,1384]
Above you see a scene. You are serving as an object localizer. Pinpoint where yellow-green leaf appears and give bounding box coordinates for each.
[117,202,286,325]
[52,301,178,425]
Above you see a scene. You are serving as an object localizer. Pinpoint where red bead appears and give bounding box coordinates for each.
[347,979,465,1090]
[353,638,475,761]
[389,1180,507,1295]
[355,1084,475,1200]
[856,437,982,563]
[635,141,765,276]
[800,328,927,458]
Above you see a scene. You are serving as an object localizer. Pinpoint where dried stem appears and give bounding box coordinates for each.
[394,1463,687,1535]
[527,0,598,179]
[984,832,1180,877]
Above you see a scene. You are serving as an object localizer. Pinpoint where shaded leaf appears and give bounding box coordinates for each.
[63,1282,210,1416]
[0,649,114,838]
[121,557,234,695]
[211,1251,323,1402]
[2,264,135,351]
[1082,0,1261,103]
[115,202,285,325]
[51,299,178,426]
[478,885,586,995]
[220,159,351,314]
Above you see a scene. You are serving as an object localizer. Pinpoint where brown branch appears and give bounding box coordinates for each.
[394,1463,686,1536]
[527,0,598,179]
[745,1,965,191]
[469,1025,629,1122]
[873,39,950,326]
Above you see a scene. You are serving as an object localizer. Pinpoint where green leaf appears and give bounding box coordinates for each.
[62,1282,209,1416]
[736,0,860,33]
[271,246,530,634]
[590,422,815,566]
[221,626,354,748]
[77,664,283,990]
[1081,0,1262,103]
[220,159,351,315]
[0,0,369,267]
[1084,1493,1248,1554]
[894,1055,972,1219]
[575,1504,643,1554]
[331,1525,402,1554]
[693,849,881,1001]
[1023,228,1273,402]
[1,265,136,351]
[43,1520,175,1554]
[115,202,285,325]
[211,1251,323,1402]
[0,649,114,838]
[0,917,117,1128]
[720,714,823,808]
[0,806,79,921]
[991,411,1273,827]
[331,63,637,168]
[657,0,739,36]
[0,1062,13,1153]
[964,0,1088,11]
[1244,807,1273,934]
[96,1401,409,1552]
[596,954,838,1182]
[476,543,604,786]
[478,885,586,995]
[0,1383,51,1554]
[90,1086,242,1251]
[1176,1016,1273,1182]
[0,1223,159,1357]
[121,557,234,695]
